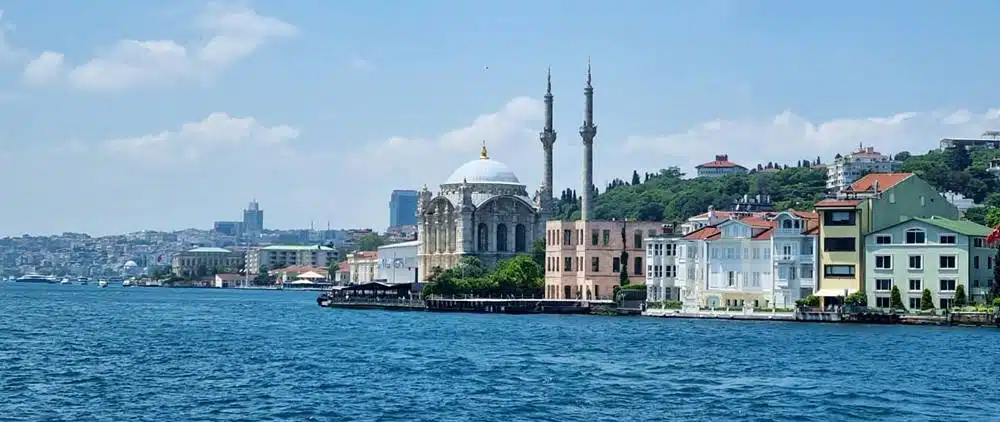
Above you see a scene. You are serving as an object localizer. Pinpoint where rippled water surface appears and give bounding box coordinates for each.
[3,283,1000,421]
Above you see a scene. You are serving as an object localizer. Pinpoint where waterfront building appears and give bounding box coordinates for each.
[389,190,419,228]
[334,261,350,284]
[813,173,960,305]
[246,245,338,274]
[171,247,243,277]
[695,154,748,179]
[544,220,664,300]
[269,265,328,283]
[865,217,994,309]
[826,145,900,192]
[416,69,562,280]
[377,240,420,284]
[644,224,683,302]
[213,273,244,288]
[655,211,818,309]
[347,251,378,284]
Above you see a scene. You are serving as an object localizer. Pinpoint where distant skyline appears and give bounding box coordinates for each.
[3,0,1000,236]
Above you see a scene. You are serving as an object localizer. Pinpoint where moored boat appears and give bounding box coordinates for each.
[16,274,57,284]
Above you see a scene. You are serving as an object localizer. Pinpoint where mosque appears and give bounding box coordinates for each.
[416,65,595,280]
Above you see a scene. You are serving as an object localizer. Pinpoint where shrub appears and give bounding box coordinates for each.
[890,286,906,311]
[954,284,967,307]
[845,290,868,306]
[920,288,935,311]
[795,294,820,307]
[661,300,682,309]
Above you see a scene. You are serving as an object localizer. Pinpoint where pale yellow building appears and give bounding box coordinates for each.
[171,247,244,277]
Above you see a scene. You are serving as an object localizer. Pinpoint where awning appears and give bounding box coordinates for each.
[814,288,858,297]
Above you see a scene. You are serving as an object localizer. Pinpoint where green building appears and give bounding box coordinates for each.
[864,216,994,309]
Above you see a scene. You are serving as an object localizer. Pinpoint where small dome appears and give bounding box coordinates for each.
[124,260,138,268]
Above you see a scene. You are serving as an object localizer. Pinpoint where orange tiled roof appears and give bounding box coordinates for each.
[683,209,818,241]
[338,261,350,272]
[846,172,912,193]
[697,159,746,169]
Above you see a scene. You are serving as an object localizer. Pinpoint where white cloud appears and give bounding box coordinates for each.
[22,51,65,85]
[350,56,372,70]
[104,112,299,164]
[5,100,1000,236]
[622,108,1000,176]
[28,4,296,91]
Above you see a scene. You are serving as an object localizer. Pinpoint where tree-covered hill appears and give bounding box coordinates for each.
[553,165,828,223]
[895,146,1000,227]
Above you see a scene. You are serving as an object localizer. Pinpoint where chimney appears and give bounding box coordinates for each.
[707,205,716,219]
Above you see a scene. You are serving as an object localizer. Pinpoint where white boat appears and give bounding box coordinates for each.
[98,280,109,288]
[60,278,71,285]
[16,274,56,284]
[122,279,133,287]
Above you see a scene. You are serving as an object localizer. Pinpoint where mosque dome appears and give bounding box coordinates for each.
[123,260,138,269]
[444,143,521,185]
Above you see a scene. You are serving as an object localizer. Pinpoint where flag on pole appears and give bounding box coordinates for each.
[987,225,1000,247]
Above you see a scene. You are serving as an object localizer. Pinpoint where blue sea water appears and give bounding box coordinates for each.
[2,284,1000,422]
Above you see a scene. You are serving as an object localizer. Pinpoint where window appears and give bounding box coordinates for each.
[634,230,643,249]
[939,255,957,270]
[939,234,956,244]
[876,297,891,308]
[905,229,926,244]
[824,265,855,278]
[591,230,599,246]
[752,272,761,287]
[875,235,892,244]
[974,279,981,288]
[591,257,600,272]
[496,224,508,252]
[515,224,527,252]
[908,255,922,270]
[940,298,954,309]
[563,230,572,245]
[727,248,734,259]
[974,256,980,269]
[824,210,857,226]
[823,237,856,252]
[666,244,676,256]
[710,247,718,259]
[602,230,610,246]
[991,257,994,269]
[665,265,676,278]
[800,265,814,279]
[752,248,760,259]
[782,245,792,256]
[563,257,572,272]
[974,238,984,248]
[909,297,921,309]
[727,271,736,287]
[633,257,643,275]
[939,279,956,291]
[612,257,621,272]
[909,279,921,291]
[874,255,892,270]
[875,279,891,291]
[763,248,770,259]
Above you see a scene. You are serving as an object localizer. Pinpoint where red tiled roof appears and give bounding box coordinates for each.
[697,160,746,169]
[353,251,378,259]
[338,261,350,272]
[683,225,720,240]
[814,199,863,208]
[846,172,912,193]
[683,209,819,241]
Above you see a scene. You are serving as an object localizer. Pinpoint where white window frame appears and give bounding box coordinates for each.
[905,228,926,245]
[939,279,957,292]
[908,255,923,270]
[874,255,893,270]
[875,278,892,291]
[908,278,922,292]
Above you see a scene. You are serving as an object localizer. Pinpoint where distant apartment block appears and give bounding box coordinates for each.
[243,199,264,237]
[171,247,244,277]
[695,155,747,179]
[213,221,244,236]
[939,138,1000,150]
[389,190,419,228]
[826,145,900,192]
[246,245,338,274]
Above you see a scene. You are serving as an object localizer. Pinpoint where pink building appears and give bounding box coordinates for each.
[544,220,664,300]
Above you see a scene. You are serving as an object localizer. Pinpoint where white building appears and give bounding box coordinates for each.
[377,240,420,284]
[647,211,819,310]
[826,145,900,192]
[347,251,379,284]
[246,245,338,274]
[695,154,748,179]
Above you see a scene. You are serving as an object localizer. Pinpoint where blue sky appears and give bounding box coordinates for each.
[2,0,1000,236]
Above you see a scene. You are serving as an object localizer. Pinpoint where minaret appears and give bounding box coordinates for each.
[539,67,557,217]
[579,60,597,221]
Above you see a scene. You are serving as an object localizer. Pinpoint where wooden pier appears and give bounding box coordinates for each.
[317,293,616,315]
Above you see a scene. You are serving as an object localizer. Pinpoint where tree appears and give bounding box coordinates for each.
[845,290,868,307]
[946,146,972,171]
[531,238,545,269]
[920,288,934,311]
[195,264,208,278]
[890,285,905,311]
[631,170,641,185]
[954,284,967,307]
[357,233,388,251]
[619,251,629,286]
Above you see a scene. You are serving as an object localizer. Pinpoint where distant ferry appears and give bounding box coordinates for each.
[16,274,57,283]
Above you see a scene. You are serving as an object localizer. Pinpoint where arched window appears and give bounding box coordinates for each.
[514,224,527,252]
[782,219,793,229]
[477,223,489,252]
[496,224,508,252]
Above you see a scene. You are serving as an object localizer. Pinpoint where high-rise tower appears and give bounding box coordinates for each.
[539,67,557,218]
[579,60,597,221]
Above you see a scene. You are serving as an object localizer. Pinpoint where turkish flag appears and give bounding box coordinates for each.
[987,226,1000,247]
